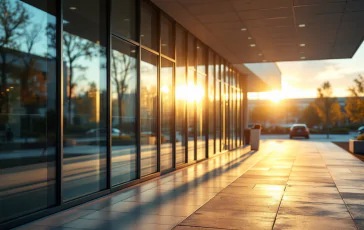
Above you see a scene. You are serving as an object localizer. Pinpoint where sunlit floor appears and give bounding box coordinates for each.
[16,139,364,230]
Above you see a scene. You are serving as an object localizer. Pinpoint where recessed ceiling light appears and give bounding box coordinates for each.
[300,43,306,47]
[298,24,306,28]
[301,56,306,59]
[69,6,77,10]
[131,50,136,53]
[241,28,247,31]
[250,44,256,47]
[248,37,252,40]
[258,53,262,56]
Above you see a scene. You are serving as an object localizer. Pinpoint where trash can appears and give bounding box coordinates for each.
[244,129,251,145]
[250,124,261,150]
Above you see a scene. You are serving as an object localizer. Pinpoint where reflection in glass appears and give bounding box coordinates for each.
[230,75,234,149]
[187,69,195,162]
[196,73,206,160]
[175,27,186,164]
[224,66,229,150]
[221,63,226,151]
[237,85,241,146]
[140,50,158,176]
[62,0,107,201]
[160,59,173,171]
[161,16,174,58]
[111,0,136,40]
[197,42,206,74]
[0,0,56,222]
[188,34,195,69]
[241,88,244,146]
[208,51,215,156]
[111,38,137,186]
[215,58,221,153]
[231,81,236,149]
[141,2,158,51]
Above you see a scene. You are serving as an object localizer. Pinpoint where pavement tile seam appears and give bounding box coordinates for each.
[175,225,228,230]
[321,145,361,228]
[174,149,274,229]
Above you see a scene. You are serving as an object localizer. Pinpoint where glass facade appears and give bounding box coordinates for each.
[62,0,108,202]
[0,0,246,227]
[175,26,186,165]
[111,38,137,186]
[140,50,158,176]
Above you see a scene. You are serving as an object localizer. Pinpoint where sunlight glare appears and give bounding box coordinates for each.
[268,90,283,103]
[176,82,204,102]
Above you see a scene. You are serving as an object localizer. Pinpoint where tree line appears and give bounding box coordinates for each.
[251,76,364,138]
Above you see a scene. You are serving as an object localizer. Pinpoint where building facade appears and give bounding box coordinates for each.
[0,0,251,228]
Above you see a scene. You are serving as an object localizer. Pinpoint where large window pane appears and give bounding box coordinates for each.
[111,38,137,186]
[224,66,229,150]
[160,58,173,171]
[197,42,206,74]
[221,63,226,151]
[0,0,56,222]
[188,34,195,69]
[161,16,174,58]
[208,51,214,157]
[196,73,206,160]
[230,74,235,149]
[187,69,195,162]
[63,0,107,201]
[111,0,136,40]
[175,27,186,164]
[237,81,241,147]
[141,2,158,51]
[141,50,158,176]
[215,57,221,153]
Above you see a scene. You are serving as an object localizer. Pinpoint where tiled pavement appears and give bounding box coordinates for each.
[16,140,364,230]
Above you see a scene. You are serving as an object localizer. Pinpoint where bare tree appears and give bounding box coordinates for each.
[111,50,134,134]
[63,33,96,125]
[20,24,42,108]
[0,0,29,119]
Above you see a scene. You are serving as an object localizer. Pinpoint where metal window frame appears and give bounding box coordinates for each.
[56,0,64,206]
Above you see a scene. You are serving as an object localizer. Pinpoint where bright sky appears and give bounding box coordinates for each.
[251,41,364,100]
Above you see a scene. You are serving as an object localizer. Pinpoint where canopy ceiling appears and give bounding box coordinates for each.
[152,0,364,63]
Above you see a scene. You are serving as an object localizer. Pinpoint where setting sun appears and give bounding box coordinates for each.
[268,90,284,103]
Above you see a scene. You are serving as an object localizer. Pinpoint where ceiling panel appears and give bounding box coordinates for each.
[294,0,345,6]
[231,0,292,11]
[152,0,364,63]
[238,7,293,21]
[294,2,346,16]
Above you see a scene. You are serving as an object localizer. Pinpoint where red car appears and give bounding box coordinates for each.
[290,124,310,139]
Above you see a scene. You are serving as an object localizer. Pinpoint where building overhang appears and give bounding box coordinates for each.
[152,0,364,63]
[235,63,281,92]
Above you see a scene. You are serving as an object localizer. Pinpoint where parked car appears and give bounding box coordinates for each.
[289,124,310,139]
[358,126,364,135]
[86,128,126,137]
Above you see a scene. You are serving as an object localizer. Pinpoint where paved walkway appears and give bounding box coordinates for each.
[17,140,364,230]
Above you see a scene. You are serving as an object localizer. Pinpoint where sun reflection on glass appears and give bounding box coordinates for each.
[176,82,204,102]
